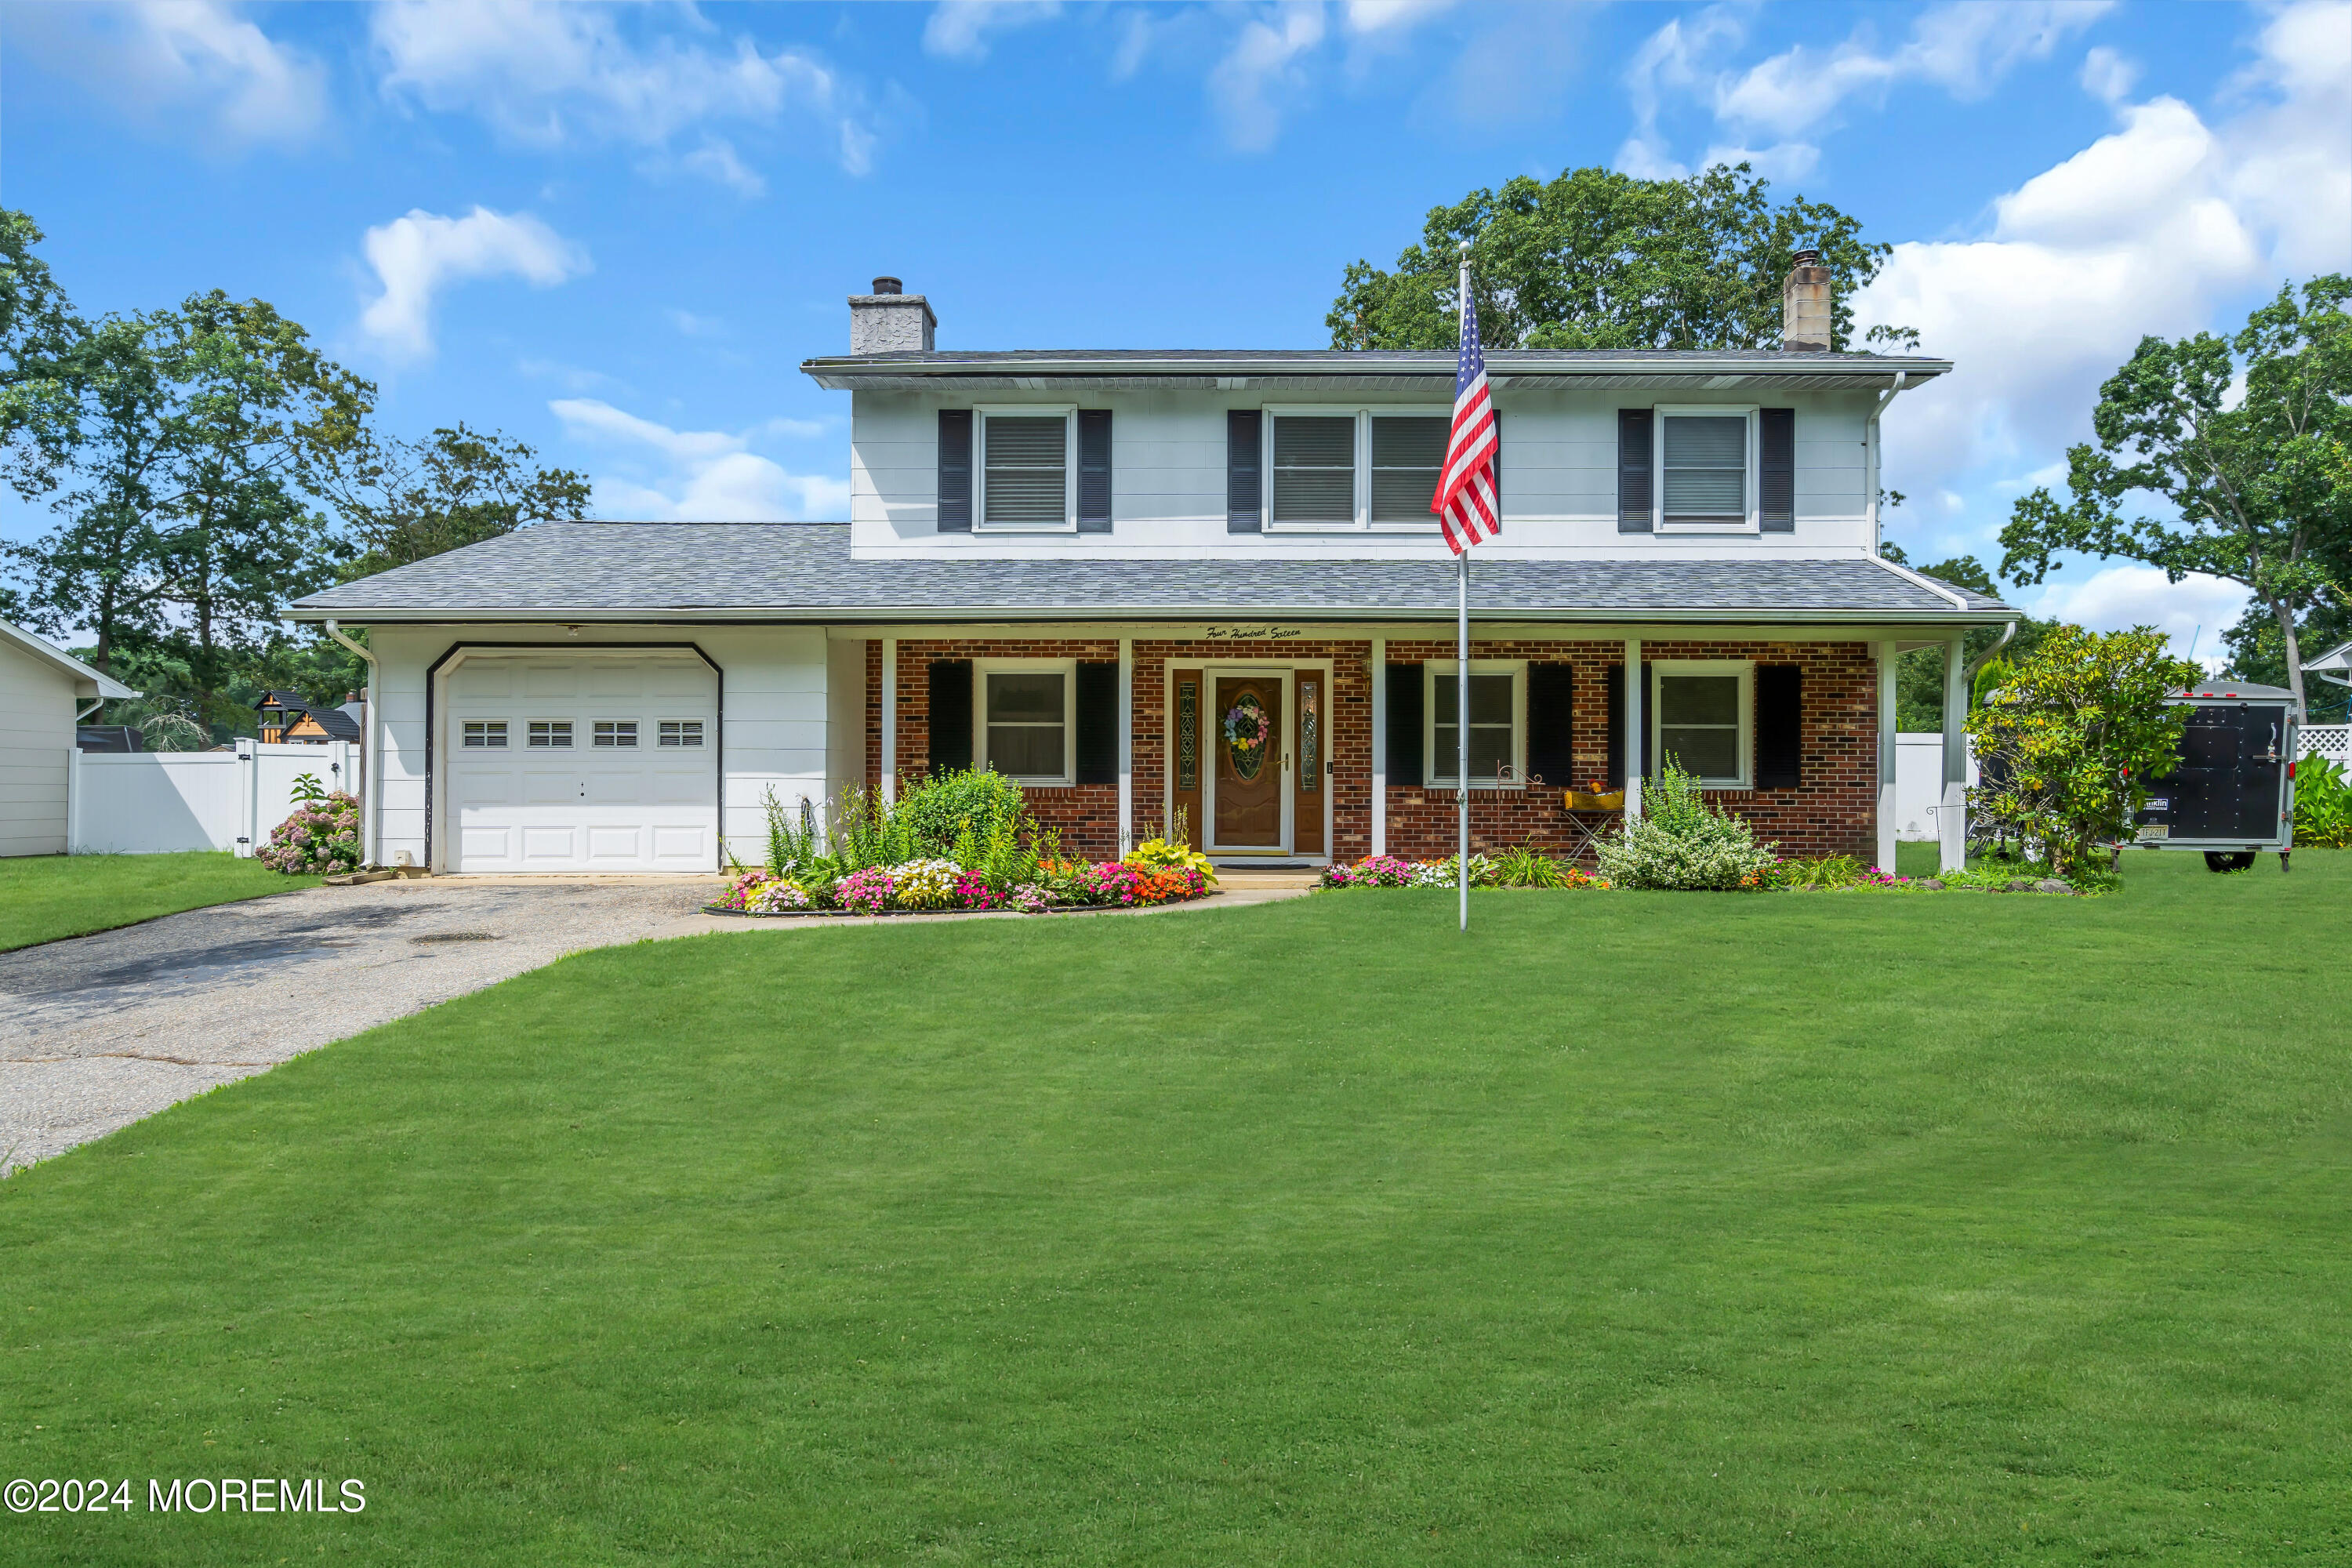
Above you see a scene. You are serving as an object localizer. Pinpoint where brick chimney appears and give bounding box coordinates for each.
[1780,249,1832,352]
[849,275,936,354]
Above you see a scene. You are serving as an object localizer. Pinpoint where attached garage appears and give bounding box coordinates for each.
[438,649,719,873]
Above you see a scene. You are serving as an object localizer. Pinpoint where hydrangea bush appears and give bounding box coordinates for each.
[258,792,364,876]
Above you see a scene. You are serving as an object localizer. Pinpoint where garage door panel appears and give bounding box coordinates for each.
[447,654,717,875]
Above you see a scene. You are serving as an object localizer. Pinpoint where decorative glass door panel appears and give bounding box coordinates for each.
[1293,672,1324,857]
[1212,676,1283,848]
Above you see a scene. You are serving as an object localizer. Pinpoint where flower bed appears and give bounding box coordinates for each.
[707,858,1209,919]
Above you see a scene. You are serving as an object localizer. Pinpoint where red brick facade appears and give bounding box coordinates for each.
[861,634,1881,862]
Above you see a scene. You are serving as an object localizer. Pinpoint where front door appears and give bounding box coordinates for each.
[1211,674,1283,848]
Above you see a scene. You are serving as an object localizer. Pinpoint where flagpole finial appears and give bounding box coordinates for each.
[1458,239,1470,257]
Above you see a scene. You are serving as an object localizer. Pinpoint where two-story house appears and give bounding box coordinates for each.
[292,258,2012,877]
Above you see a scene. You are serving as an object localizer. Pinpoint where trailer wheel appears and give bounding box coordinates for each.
[2204,851,2257,872]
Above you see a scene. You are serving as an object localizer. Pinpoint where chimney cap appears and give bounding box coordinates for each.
[870,275,902,296]
[1791,248,1820,268]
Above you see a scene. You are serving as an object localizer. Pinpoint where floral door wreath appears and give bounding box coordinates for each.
[1224,691,1272,781]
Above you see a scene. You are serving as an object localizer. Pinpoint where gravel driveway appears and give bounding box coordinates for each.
[0,878,720,1178]
[0,874,1308,1178]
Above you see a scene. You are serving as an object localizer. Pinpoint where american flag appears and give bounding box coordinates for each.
[1432,278,1500,554]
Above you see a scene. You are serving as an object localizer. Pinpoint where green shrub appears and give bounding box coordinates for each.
[2295,753,2352,848]
[1492,844,1570,887]
[895,768,1028,856]
[1596,763,1778,891]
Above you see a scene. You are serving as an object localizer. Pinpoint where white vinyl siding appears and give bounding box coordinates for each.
[978,408,1075,530]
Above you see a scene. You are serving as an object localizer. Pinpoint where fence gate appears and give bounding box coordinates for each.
[70,740,355,857]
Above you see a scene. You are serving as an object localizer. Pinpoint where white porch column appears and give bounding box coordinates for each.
[1875,641,1900,873]
[1370,639,1387,857]
[1623,637,1644,820]
[1117,636,1134,855]
[880,637,897,804]
[1940,636,1967,872]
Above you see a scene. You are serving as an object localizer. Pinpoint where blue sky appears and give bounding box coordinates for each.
[5,0,2348,659]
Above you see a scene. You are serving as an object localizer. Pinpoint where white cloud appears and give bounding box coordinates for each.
[678,137,764,197]
[1714,1,2111,139]
[10,0,327,148]
[1208,3,1330,153]
[2024,564,2249,666]
[922,1,1062,64]
[550,398,848,521]
[370,1,878,178]
[1697,140,1820,181]
[1859,2,2350,509]
[358,207,587,361]
[2078,44,2137,105]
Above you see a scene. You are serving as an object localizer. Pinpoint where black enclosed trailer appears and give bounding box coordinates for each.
[2131,681,2299,870]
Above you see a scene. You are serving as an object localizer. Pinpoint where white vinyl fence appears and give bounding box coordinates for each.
[2306,724,2350,767]
[69,739,358,857]
[1893,733,1976,842]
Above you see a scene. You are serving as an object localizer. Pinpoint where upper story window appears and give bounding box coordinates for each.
[1655,406,1756,532]
[1264,408,1457,532]
[977,407,1075,531]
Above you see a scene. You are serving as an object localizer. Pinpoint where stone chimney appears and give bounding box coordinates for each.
[849,275,936,354]
[1780,249,1832,352]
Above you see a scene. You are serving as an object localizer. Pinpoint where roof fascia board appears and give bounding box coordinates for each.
[0,618,139,698]
[802,354,1953,389]
[289,604,2013,628]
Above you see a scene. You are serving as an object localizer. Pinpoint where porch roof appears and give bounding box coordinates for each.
[290,521,2013,626]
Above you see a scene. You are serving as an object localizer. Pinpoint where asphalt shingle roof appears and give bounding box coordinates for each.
[291,522,2014,622]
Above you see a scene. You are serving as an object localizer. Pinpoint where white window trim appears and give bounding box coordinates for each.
[1653,405,1759,535]
[1650,659,1755,790]
[974,658,1077,788]
[1261,405,1454,533]
[657,718,706,747]
[592,718,642,749]
[974,405,1078,533]
[1423,659,1526,790]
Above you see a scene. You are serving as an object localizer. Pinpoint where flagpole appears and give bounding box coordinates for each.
[1457,242,1472,935]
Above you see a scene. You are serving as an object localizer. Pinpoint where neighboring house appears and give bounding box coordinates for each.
[290,260,2013,876]
[255,689,363,745]
[0,618,137,857]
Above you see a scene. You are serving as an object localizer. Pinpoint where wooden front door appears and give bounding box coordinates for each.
[1211,674,1283,848]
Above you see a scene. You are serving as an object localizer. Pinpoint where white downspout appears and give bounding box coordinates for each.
[324,619,381,869]
[1865,371,1907,556]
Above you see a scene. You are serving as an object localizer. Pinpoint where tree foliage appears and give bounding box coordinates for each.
[2000,274,2352,721]
[1964,626,2199,879]
[1878,546,2058,730]
[0,209,89,499]
[1327,164,1910,353]
[314,421,590,583]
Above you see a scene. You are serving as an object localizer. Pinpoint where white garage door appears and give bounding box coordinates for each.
[443,653,717,873]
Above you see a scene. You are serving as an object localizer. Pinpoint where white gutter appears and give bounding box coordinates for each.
[323,619,382,869]
[1864,370,1907,558]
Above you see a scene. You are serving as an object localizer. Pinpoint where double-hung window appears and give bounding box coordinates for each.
[1651,661,1752,788]
[1654,406,1756,531]
[976,406,1075,531]
[975,661,1073,786]
[1425,662,1524,789]
[1265,408,1459,530]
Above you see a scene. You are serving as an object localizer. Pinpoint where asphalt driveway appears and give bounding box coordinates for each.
[0,878,719,1177]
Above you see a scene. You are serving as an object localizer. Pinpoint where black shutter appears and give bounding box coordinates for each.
[1075,662,1118,785]
[1525,662,1573,787]
[1077,410,1112,533]
[937,409,973,532]
[1490,409,1501,516]
[1617,408,1653,532]
[1755,664,1802,789]
[1759,407,1795,532]
[927,660,972,774]
[1606,666,1624,788]
[1227,410,1262,532]
[1385,662,1422,784]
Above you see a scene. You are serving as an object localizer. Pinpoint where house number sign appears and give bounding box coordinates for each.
[1203,626,1303,641]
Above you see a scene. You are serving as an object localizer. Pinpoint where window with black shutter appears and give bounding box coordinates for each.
[1227,410,1262,532]
[1759,408,1795,532]
[1525,662,1573,787]
[1077,410,1112,533]
[1385,662,1422,783]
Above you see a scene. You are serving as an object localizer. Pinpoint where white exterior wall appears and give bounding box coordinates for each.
[368,624,833,872]
[826,635,868,808]
[850,386,1877,560]
[0,637,75,857]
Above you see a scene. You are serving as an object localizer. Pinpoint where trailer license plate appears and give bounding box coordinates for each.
[2136,823,2169,840]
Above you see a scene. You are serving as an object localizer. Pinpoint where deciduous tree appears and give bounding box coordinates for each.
[314,420,590,582]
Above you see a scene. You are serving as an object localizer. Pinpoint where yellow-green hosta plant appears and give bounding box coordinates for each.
[1965,625,2198,879]
[1127,836,1217,885]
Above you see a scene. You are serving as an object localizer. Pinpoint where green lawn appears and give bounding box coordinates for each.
[0,851,316,952]
[5,853,2347,1565]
